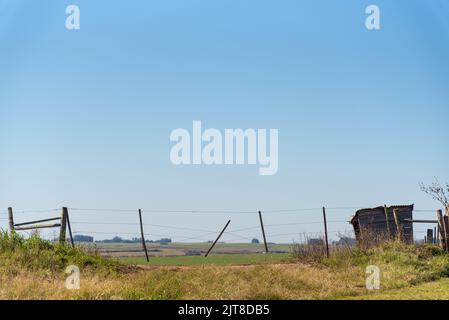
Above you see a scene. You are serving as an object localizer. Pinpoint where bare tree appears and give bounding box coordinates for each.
[420,178,449,210]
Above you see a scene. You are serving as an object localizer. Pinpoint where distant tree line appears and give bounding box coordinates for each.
[73,235,94,242]
[73,235,173,244]
[95,236,172,245]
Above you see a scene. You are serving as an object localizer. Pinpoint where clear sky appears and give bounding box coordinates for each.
[0,0,448,242]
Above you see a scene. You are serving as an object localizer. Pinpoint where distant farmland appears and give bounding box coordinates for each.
[89,242,292,266]
[123,253,290,266]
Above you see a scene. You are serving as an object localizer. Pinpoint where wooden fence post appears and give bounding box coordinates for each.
[138,209,149,262]
[65,208,75,248]
[434,227,437,244]
[322,207,330,258]
[444,215,449,252]
[205,220,231,258]
[437,210,447,251]
[384,205,391,239]
[393,209,401,241]
[8,207,14,234]
[437,225,440,245]
[443,215,449,252]
[427,229,434,244]
[59,207,68,244]
[258,211,269,253]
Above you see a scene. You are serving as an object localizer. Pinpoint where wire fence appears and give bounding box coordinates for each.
[0,206,443,246]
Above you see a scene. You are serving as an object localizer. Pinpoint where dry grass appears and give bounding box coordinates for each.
[1,232,449,300]
[0,263,366,300]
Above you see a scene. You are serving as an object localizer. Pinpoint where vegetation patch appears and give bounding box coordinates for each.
[1,233,449,300]
[0,231,122,276]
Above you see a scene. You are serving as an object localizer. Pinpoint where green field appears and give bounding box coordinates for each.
[89,242,292,266]
[94,242,292,251]
[121,253,291,266]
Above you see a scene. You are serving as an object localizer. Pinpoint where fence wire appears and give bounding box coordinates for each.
[0,206,443,246]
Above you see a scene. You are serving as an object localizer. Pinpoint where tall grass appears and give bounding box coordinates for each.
[0,230,122,275]
[292,237,449,287]
[291,234,356,264]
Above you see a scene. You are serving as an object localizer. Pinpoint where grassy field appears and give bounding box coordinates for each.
[2,232,449,300]
[94,242,291,250]
[92,242,291,258]
[121,253,290,266]
[95,241,291,266]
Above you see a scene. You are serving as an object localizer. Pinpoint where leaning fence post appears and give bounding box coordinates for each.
[138,209,149,262]
[59,207,68,244]
[8,207,14,234]
[65,208,75,248]
[258,211,269,253]
[322,207,330,258]
[205,220,231,258]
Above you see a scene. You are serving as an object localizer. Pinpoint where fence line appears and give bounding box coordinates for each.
[1,206,443,248]
[4,207,440,215]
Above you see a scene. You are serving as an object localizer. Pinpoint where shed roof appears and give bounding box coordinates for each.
[350,204,414,225]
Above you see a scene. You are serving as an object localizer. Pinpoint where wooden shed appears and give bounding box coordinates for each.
[350,205,414,245]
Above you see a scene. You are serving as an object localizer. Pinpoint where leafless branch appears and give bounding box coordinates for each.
[420,177,449,208]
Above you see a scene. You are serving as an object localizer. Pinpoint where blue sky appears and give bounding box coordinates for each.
[0,0,448,242]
